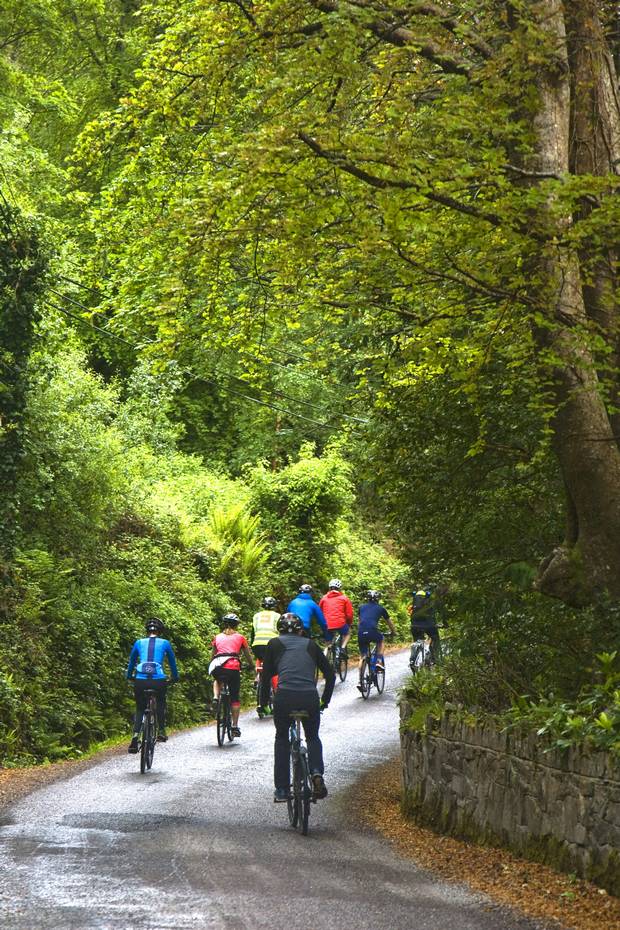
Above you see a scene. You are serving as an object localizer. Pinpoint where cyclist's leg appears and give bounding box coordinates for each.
[340,623,351,652]
[133,681,148,733]
[153,679,167,730]
[272,689,294,791]
[410,624,425,664]
[299,692,323,776]
[228,669,242,730]
[374,630,386,666]
[429,626,442,663]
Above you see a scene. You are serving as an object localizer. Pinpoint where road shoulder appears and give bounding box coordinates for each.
[350,756,620,930]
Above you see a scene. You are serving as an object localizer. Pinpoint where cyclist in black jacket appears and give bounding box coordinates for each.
[260,612,335,803]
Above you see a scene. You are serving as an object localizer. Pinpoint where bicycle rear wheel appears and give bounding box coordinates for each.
[336,650,348,682]
[298,753,311,836]
[216,696,227,746]
[139,716,150,774]
[359,657,371,699]
[375,665,385,694]
[146,712,156,769]
[288,757,300,828]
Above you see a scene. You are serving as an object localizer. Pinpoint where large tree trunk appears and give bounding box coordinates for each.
[566,0,620,439]
[531,0,620,603]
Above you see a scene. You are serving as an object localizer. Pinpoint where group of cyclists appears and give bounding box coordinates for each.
[125,579,443,802]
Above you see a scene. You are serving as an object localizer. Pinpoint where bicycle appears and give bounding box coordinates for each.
[409,635,434,674]
[286,710,315,836]
[139,688,158,773]
[358,641,386,700]
[325,630,348,683]
[254,658,274,718]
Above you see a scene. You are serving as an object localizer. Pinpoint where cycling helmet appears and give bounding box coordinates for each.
[146,617,164,634]
[367,590,381,602]
[221,612,240,628]
[299,583,313,594]
[328,578,342,591]
[277,612,303,635]
[262,596,277,610]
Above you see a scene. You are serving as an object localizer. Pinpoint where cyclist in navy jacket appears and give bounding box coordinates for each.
[126,618,179,753]
[286,584,328,638]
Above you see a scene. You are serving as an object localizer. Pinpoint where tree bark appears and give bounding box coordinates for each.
[531,0,620,602]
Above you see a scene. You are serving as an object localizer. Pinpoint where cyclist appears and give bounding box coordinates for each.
[250,596,281,663]
[126,617,179,753]
[409,587,442,663]
[319,578,353,657]
[357,590,396,688]
[210,613,255,738]
[286,584,328,639]
[251,596,281,717]
[259,612,335,803]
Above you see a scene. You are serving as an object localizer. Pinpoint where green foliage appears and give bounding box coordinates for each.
[502,653,620,756]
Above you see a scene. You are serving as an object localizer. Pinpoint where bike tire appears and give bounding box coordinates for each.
[298,753,311,836]
[139,724,148,774]
[359,657,371,699]
[337,652,348,682]
[375,665,386,694]
[216,697,226,746]
[146,712,156,770]
[288,758,300,828]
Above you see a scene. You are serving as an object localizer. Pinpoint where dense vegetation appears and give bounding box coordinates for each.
[1,0,620,763]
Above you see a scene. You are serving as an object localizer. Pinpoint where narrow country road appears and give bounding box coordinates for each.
[0,651,538,930]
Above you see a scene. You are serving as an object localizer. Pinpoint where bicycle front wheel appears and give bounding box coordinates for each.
[216,697,226,746]
[359,658,371,699]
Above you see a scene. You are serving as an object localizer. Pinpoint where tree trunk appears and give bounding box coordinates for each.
[530,0,620,602]
[566,0,620,439]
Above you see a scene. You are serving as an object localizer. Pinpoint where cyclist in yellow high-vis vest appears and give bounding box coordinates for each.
[251,597,281,662]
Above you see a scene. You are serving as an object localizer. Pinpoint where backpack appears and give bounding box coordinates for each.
[412,590,432,619]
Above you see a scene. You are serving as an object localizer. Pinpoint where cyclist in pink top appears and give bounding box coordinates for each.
[210,613,254,737]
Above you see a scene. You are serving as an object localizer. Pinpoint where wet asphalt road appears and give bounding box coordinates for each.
[0,651,538,930]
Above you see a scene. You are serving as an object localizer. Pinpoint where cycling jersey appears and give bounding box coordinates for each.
[259,634,335,706]
[127,637,178,681]
[212,632,248,670]
[358,602,390,631]
[285,592,328,635]
[319,590,353,630]
[251,609,280,647]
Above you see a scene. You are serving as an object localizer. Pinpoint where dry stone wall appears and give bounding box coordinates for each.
[400,702,620,894]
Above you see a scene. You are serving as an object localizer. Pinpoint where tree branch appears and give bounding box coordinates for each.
[298,131,503,225]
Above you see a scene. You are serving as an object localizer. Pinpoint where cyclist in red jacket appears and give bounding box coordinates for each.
[319,579,353,657]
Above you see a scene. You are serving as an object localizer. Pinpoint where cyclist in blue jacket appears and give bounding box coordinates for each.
[126,617,179,753]
[286,584,328,638]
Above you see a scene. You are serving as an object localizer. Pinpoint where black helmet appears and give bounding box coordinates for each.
[262,596,277,610]
[367,590,381,602]
[277,612,303,635]
[299,583,313,594]
[146,617,164,634]
[328,578,342,591]
[221,612,240,628]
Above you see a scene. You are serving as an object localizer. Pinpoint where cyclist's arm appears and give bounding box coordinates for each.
[259,639,282,706]
[313,603,328,635]
[241,643,255,671]
[382,607,397,637]
[311,641,335,706]
[126,642,139,679]
[164,641,179,681]
[345,597,353,623]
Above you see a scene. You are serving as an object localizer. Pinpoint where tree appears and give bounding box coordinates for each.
[74,0,620,604]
